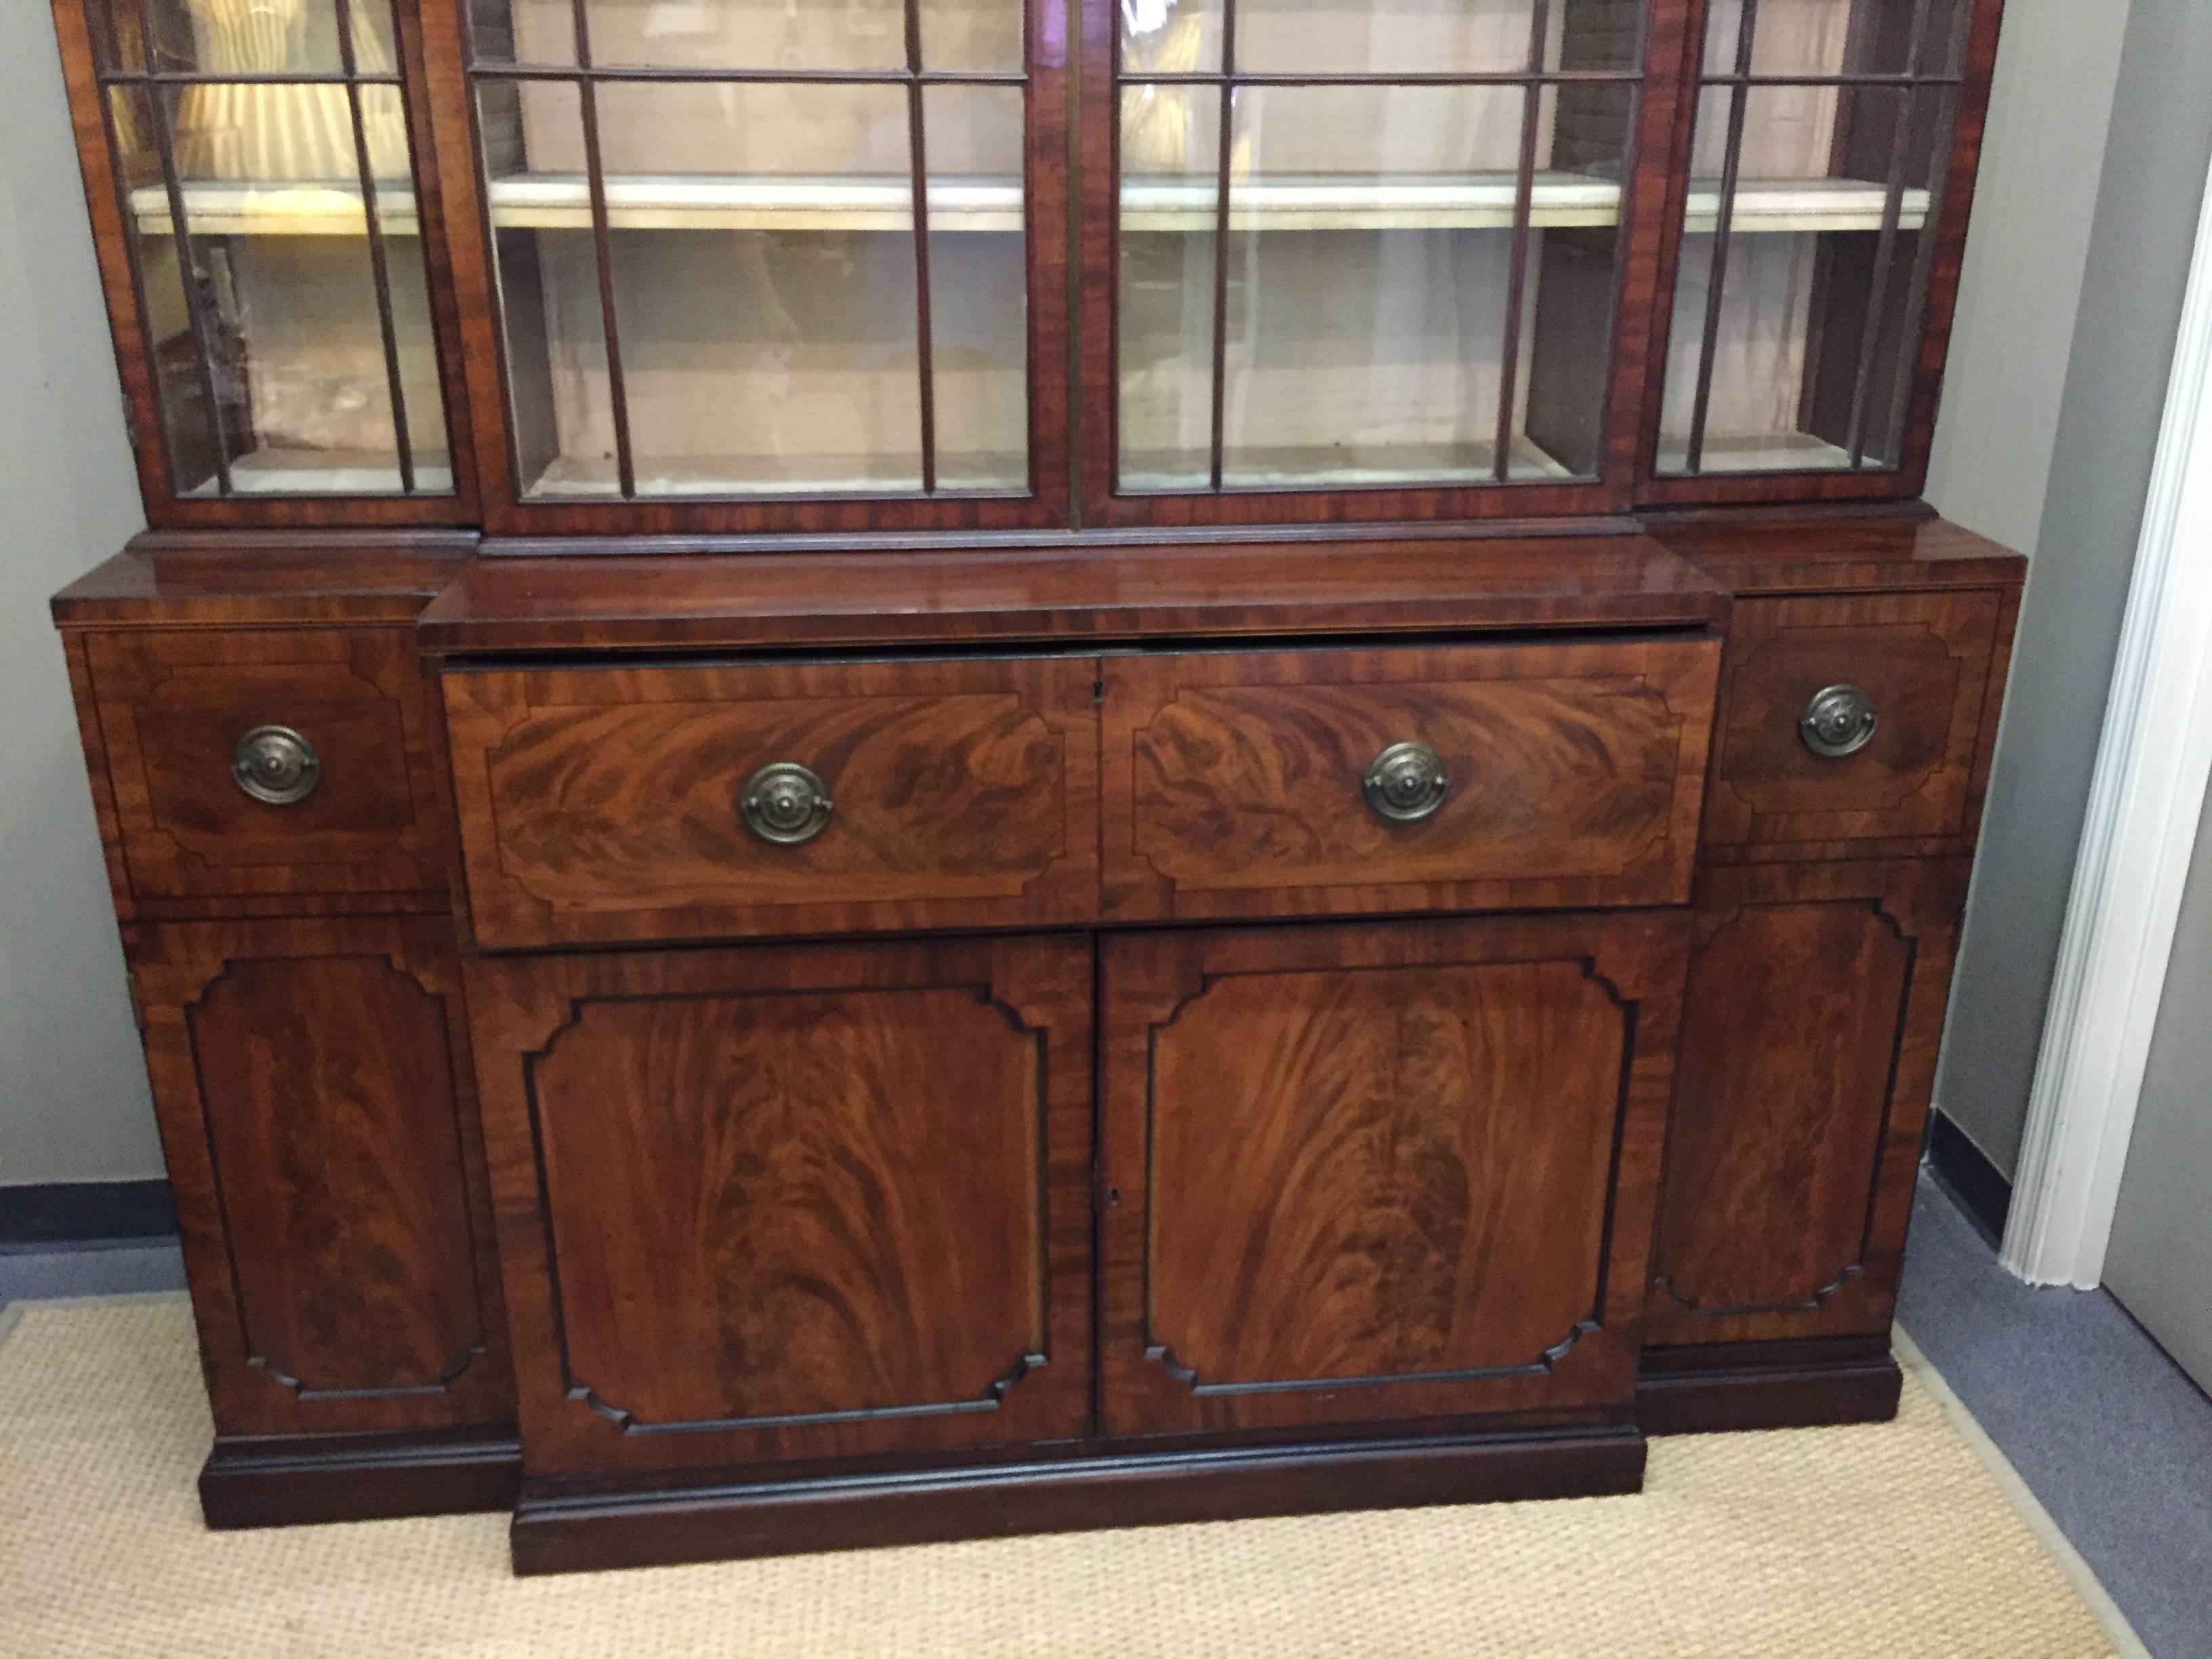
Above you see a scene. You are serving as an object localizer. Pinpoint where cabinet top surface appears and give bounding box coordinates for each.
[411,532,1729,653]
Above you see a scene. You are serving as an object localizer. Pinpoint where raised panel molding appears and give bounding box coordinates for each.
[1645,861,1968,1349]
[1101,915,1689,1438]
[465,935,1095,1475]
[521,985,1049,1434]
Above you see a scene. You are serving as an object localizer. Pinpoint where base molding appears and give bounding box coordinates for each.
[510,1426,1647,1575]
[199,1430,522,1529]
[1636,1340,1904,1435]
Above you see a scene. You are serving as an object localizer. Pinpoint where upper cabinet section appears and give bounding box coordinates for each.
[49,0,2003,531]
[58,0,466,523]
[433,0,1069,533]
[1642,0,1999,504]
[1088,0,1658,525]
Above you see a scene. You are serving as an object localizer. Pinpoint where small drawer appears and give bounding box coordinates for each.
[443,655,1101,948]
[1101,635,1720,921]
[1704,590,2008,853]
[83,628,445,903]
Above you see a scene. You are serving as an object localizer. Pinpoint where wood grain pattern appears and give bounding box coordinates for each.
[85,627,447,904]
[124,915,513,1437]
[1101,914,1689,1437]
[465,935,1092,1474]
[50,535,474,630]
[1703,589,2004,851]
[1103,636,1720,921]
[1652,508,2026,594]
[1645,858,1967,1347]
[443,655,1099,947]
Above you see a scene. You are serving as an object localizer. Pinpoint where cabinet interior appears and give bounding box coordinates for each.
[91,0,1969,505]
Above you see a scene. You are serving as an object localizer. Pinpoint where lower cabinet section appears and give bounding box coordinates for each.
[124,916,517,1523]
[1639,859,1969,1429]
[462,916,1683,1566]
[1100,914,1691,1437]
[462,934,1096,1477]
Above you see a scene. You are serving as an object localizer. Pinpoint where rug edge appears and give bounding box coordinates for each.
[1894,1324,2151,1659]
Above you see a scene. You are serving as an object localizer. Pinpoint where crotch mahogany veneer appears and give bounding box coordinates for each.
[53,516,2022,1571]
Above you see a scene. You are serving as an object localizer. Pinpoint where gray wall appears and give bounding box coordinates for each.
[2106,803,2212,1390]
[0,7,161,1187]
[1930,0,2212,1176]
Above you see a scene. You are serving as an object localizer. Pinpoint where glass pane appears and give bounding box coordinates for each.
[594,81,922,495]
[1122,0,1222,76]
[1703,0,1959,79]
[1512,83,1634,478]
[575,0,905,71]
[478,79,620,495]
[1117,83,1220,489]
[1661,79,1951,473]
[138,0,400,75]
[1234,0,1640,78]
[361,85,453,485]
[923,0,1025,73]
[927,85,1028,489]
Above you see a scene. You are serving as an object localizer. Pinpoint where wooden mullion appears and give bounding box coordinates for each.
[146,82,234,496]
[1493,1,1552,482]
[331,0,417,493]
[1683,0,1759,476]
[567,0,636,500]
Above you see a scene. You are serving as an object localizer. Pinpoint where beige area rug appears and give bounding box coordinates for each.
[0,1297,2139,1658]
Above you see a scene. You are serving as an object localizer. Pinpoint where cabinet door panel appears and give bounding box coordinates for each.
[127,917,512,1437]
[1646,860,1966,1347]
[467,935,1092,1475]
[1101,914,1687,1437]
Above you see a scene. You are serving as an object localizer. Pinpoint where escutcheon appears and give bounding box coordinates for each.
[1799,684,1879,760]
[1361,741,1451,825]
[739,761,834,846]
[230,725,321,806]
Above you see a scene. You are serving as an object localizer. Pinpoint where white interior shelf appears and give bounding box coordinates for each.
[129,174,1930,238]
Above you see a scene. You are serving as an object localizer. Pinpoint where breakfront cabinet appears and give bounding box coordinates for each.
[49,0,2020,1574]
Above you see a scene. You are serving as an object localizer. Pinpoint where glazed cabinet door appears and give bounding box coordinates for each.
[1645,859,1966,1347]
[50,0,468,522]
[426,0,1069,533]
[1644,0,2003,502]
[466,935,1092,1477]
[125,916,512,1439]
[1100,914,1688,1439]
[1082,0,1669,525]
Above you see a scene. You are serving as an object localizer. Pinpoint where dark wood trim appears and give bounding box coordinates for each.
[1924,1109,2012,1248]
[0,1181,176,1246]
[199,1431,520,1529]
[1637,1341,1903,1435]
[510,1426,1646,1574]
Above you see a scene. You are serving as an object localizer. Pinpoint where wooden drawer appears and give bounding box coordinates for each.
[1704,591,2010,854]
[1101,636,1721,921]
[82,628,446,904]
[443,655,1100,948]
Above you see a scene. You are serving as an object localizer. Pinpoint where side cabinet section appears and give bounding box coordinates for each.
[1099,914,1690,1439]
[1639,860,1968,1427]
[125,915,516,1519]
[465,934,1094,1479]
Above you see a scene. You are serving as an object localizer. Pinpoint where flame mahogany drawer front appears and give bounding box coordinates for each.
[442,655,1101,949]
[1704,590,2011,855]
[83,628,447,904]
[1101,636,1724,922]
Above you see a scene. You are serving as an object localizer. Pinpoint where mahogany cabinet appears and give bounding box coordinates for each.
[42,0,2026,1576]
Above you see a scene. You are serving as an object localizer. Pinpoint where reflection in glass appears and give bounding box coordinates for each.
[928,85,1029,489]
[136,0,399,76]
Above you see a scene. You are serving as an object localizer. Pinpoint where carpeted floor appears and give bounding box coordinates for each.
[0,1298,2135,1657]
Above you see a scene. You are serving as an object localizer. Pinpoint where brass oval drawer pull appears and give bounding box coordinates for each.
[1362,741,1450,825]
[230,724,321,806]
[739,761,834,846]
[1799,684,1879,760]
